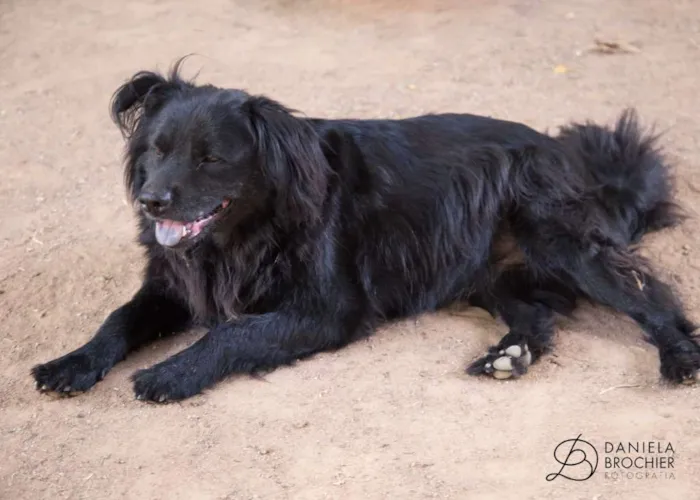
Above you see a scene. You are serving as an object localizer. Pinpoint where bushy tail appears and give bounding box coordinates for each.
[556,108,685,244]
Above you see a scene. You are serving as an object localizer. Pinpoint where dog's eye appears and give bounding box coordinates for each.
[153,146,164,159]
[199,156,220,168]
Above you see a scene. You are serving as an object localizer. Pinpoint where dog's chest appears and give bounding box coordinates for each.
[164,249,281,325]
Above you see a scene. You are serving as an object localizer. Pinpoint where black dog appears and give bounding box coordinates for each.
[32,61,699,402]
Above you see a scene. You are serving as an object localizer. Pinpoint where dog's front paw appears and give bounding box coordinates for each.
[467,341,534,380]
[131,363,201,403]
[32,351,110,395]
[660,339,700,384]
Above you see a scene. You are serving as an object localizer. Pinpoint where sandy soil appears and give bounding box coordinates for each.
[2,0,700,498]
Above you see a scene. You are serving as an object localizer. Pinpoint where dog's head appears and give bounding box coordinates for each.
[110,61,331,249]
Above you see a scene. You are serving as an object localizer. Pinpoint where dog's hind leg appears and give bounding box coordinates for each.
[465,269,573,380]
[564,249,700,383]
[466,297,554,380]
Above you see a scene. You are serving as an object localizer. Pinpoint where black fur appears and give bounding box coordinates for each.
[32,61,698,402]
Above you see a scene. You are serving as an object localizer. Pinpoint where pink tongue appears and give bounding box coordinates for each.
[155,220,185,247]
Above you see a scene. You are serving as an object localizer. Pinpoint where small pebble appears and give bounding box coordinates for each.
[493,356,513,371]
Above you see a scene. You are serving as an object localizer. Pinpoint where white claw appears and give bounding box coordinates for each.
[158,395,166,403]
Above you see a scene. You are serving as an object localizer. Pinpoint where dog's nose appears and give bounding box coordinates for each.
[138,190,173,216]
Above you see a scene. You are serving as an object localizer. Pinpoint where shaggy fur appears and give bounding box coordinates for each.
[32,61,700,402]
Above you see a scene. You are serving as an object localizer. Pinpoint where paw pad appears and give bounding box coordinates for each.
[467,342,533,380]
[489,344,532,379]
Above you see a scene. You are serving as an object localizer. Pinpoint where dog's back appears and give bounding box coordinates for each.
[315,110,680,319]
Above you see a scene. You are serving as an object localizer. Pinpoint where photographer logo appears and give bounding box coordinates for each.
[546,435,676,482]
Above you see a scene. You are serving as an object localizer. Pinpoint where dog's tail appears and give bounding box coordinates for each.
[556,108,684,244]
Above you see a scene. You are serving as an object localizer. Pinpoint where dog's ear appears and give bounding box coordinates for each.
[245,96,331,225]
[110,72,174,137]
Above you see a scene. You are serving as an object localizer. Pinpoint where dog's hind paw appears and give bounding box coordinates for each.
[466,342,533,380]
[659,338,700,385]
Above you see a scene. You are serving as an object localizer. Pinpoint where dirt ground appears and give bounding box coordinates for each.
[2,0,700,498]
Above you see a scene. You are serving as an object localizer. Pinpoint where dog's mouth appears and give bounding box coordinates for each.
[154,199,230,247]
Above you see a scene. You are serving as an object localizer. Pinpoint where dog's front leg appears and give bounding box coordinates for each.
[132,310,355,402]
[32,283,191,395]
